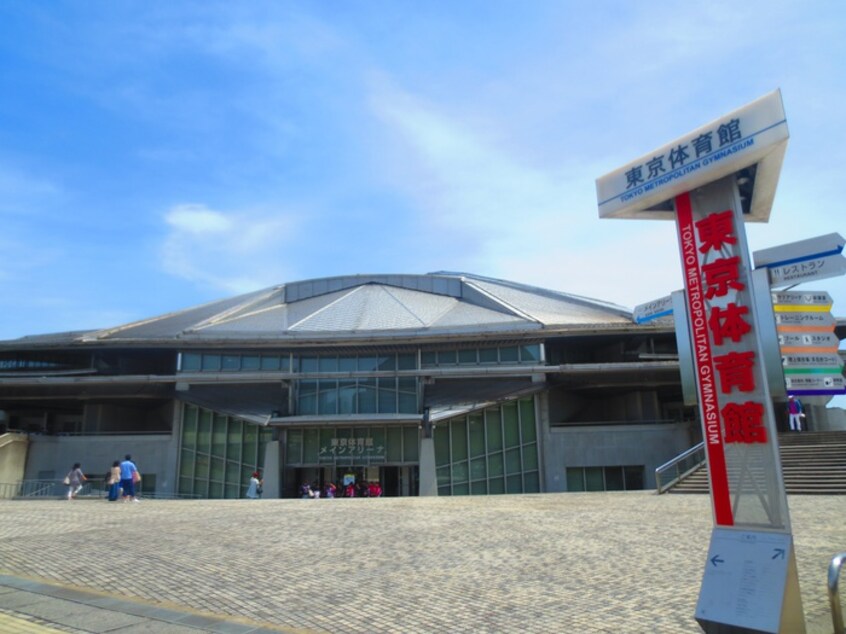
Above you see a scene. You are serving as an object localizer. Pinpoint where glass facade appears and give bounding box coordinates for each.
[421,344,541,368]
[178,404,274,499]
[285,425,419,466]
[566,466,644,492]
[435,397,540,496]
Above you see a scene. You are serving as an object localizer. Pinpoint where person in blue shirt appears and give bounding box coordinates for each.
[119,454,140,503]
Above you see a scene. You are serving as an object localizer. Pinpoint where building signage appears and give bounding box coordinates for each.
[774,312,836,331]
[767,254,846,287]
[777,332,839,353]
[785,374,846,395]
[781,353,842,369]
[318,436,385,462]
[753,232,844,268]
[771,291,832,311]
[596,91,788,221]
[633,295,674,324]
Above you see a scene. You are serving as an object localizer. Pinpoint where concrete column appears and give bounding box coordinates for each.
[263,440,280,498]
[418,436,437,496]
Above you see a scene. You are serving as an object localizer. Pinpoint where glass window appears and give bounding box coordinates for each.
[243,424,258,465]
[286,429,303,464]
[470,456,486,481]
[624,466,645,491]
[178,477,193,496]
[488,452,504,477]
[437,466,451,488]
[398,390,417,414]
[451,420,467,461]
[319,356,338,372]
[397,353,416,370]
[378,378,397,414]
[500,346,519,363]
[520,344,541,363]
[453,482,470,496]
[386,427,403,462]
[505,448,522,475]
[179,449,194,479]
[339,381,356,414]
[486,409,503,451]
[358,356,378,371]
[585,467,604,491]
[458,349,476,364]
[195,453,210,481]
[339,356,356,372]
[210,457,225,482]
[489,477,505,494]
[506,474,522,493]
[318,380,338,415]
[260,355,280,371]
[212,414,227,457]
[202,354,221,371]
[298,381,317,415]
[303,429,320,463]
[241,355,260,371]
[520,399,537,443]
[452,460,468,484]
[503,403,520,448]
[421,351,436,367]
[402,426,418,462]
[227,420,242,462]
[470,480,487,495]
[524,471,540,493]
[279,355,291,372]
[566,468,585,492]
[358,379,377,414]
[208,480,224,499]
[468,414,485,458]
[479,348,497,364]
[222,355,240,371]
[182,405,198,450]
[378,355,396,371]
[605,466,625,491]
[434,427,451,468]
[300,356,318,372]
[437,350,456,366]
[522,443,538,471]
[197,410,212,453]
[181,353,201,372]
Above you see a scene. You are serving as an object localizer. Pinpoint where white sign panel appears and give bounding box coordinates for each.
[754,232,844,268]
[774,312,836,329]
[696,529,797,633]
[781,353,843,369]
[785,374,846,394]
[777,332,840,351]
[771,290,832,308]
[767,253,846,287]
[596,90,788,221]
[633,295,674,324]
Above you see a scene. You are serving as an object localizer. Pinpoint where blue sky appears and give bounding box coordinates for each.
[0,1,844,343]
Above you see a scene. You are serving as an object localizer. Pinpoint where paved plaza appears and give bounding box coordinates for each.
[0,492,844,633]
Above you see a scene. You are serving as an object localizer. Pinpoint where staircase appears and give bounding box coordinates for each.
[669,431,846,494]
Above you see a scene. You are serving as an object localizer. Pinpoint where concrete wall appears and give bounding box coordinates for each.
[0,433,29,497]
[24,433,180,496]
[541,421,696,492]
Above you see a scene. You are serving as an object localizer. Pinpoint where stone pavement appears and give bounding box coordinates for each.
[0,493,844,633]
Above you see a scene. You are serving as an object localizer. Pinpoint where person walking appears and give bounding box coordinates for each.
[107,460,121,501]
[787,395,805,432]
[65,463,86,500]
[246,471,263,499]
[119,454,141,503]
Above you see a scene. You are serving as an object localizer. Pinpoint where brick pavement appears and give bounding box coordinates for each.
[0,493,844,633]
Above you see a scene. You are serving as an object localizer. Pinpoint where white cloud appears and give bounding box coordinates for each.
[160,203,301,292]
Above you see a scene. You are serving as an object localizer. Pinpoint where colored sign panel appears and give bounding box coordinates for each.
[753,232,844,268]
[767,253,846,287]
[785,374,846,395]
[777,332,840,353]
[771,291,832,310]
[633,295,674,324]
[596,91,788,221]
[775,312,835,331]
[781,353,842,369]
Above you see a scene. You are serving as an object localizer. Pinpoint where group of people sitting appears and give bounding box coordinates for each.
[300,480,382,499]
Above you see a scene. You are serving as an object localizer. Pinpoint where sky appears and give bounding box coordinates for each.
[0,1,844,344]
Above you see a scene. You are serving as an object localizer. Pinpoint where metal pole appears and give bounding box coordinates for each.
[830,552,846,634]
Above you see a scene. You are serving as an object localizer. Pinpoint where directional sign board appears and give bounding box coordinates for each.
[754,232,844,268]
[633,295,674,324]
[785,374,846,395]
[767,254,846,287]
[771,291,832,311]
[696,529,803,633]
[781,353,843,369]
[777,332,840,353]
[774,312,836,331]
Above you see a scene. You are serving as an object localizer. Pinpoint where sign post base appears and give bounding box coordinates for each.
[696,528,805,633]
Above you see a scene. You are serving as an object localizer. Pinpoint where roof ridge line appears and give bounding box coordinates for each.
[463,280,541,325]
[287,285,363,330]
[187,287,283,332]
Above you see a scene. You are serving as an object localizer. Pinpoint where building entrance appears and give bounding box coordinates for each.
[286,465,418,498]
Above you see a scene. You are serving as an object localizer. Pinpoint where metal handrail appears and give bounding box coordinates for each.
[655,441,706,494]
[830,552,846,634]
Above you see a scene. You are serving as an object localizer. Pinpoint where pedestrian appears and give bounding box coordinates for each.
[119,454,141,503]
[300,482,314,499]
[246,471,263,499]
[64,463,86,500]
[107,460,121,501]
[787,395,805,432]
